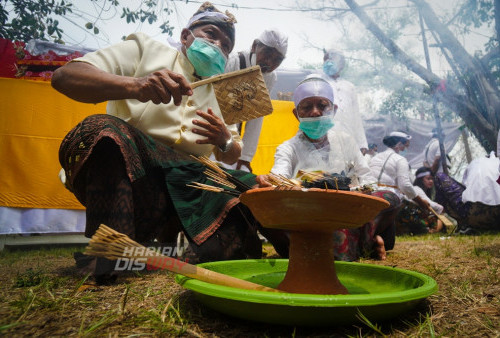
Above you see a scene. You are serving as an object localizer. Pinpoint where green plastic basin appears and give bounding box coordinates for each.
[175,259,438,326]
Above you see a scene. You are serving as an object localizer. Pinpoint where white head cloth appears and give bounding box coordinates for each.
[293,76,334,108]
[390,131,412,140]
[416,170,432,179]
[257,29,288,57]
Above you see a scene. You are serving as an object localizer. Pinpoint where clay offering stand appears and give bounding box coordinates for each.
[239,187,390,295]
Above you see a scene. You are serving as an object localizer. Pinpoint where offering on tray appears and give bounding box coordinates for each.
[298,170,351,190]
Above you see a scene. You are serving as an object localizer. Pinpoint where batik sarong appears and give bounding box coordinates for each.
[434,172,500,232]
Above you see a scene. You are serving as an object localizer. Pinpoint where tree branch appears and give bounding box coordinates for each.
[342,0,499,151]
[343,0,442,88]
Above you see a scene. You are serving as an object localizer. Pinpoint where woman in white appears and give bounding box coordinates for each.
[397,167,445,234]
[413,168,444,214]
[370,132,430,211]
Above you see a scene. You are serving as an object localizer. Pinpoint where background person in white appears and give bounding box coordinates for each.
[222,29,288,172]
[256,77,400,260]
[423,128,450,174]
[370,132,430,211]
[322,49,368,154]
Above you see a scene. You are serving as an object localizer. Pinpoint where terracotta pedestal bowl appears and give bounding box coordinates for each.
[239,187,390,294]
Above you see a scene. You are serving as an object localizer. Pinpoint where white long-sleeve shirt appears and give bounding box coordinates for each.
[322,75,368,150]
[271,129,375,186]
[370,148,416,199]
[423,137,449,173]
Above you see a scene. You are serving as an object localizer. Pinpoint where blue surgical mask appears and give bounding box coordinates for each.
[299,116,335,139]
[399,149,407,157]
[186,33,227,77]
[323,60,339,77]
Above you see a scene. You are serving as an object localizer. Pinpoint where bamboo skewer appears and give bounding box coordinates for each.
[187,156,303,195]
[203,169,236,189]
[190,66,262,89]
[84,224,280,293]
[190,155,252,192]
[267,173,300,187]
[191,155,226,175]
[186,183,240,197]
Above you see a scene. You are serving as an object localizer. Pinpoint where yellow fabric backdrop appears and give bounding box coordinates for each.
[0,78,106,210]
[244,100,298,174]
[0,78,298,210]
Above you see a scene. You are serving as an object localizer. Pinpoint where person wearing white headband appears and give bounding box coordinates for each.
[216,28,288,172]
[413,167,444,218]
[396,167,446,235]
[256,77,403,261]
[258,76,371,182]
[370,132,431,217]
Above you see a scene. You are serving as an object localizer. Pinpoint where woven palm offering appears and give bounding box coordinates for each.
[191,66,273,125]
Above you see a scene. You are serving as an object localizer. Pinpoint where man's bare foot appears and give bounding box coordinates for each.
[375,235,386,260]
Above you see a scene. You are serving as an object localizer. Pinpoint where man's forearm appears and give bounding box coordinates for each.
[51,62,135,103]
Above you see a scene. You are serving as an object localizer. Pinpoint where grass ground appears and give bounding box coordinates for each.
[0,234,498,337]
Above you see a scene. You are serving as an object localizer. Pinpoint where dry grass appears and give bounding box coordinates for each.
[0,234,499,337]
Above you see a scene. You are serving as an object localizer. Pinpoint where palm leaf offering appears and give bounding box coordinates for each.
[191,66,273,125]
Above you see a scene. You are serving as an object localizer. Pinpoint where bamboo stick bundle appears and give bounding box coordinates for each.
[190,155,252,192]
[84,224,280,292]
[202,169,236,189]
[267,173,301,188]
[191,155,226,175]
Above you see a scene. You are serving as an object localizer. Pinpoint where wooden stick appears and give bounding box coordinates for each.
[186,183,240,197]
[192,155,226,175]
[428,206,454,228]
[203,169,236,189]
[190,66,260,89]
[266,173,300,188]
[84,225,279,293]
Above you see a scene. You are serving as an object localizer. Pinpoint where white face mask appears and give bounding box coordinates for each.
[395,142,408,156]
[186,31,227,77]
